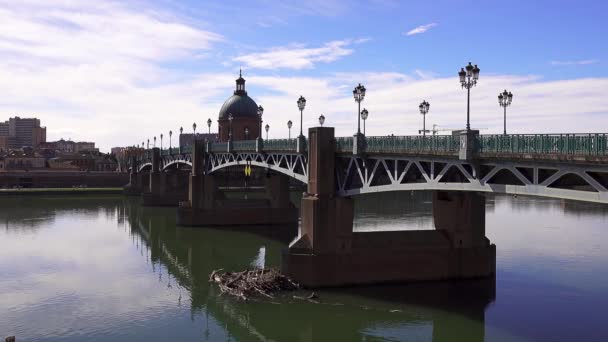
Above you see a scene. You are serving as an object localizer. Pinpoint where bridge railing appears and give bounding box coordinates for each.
[210,142,229,153]
[359,135,460,154]
[335,137,354,153]
[232,140,257,152]
[478,134,608,156]
[264,138,298,152]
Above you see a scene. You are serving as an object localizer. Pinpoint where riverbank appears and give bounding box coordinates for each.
[0,187,124,196]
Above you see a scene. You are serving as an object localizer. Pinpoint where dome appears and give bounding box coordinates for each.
[218,94,258,120]
[218,70,258,120]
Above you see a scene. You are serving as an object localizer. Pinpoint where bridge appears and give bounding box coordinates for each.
[132,131,608,203]
[125,128,608,287]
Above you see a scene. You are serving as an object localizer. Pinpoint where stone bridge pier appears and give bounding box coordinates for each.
[141,148,189,207]
[283,127,496,287]
[124,156,150,195]
[177,140,299,229]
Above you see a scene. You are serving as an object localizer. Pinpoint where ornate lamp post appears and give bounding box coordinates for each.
[419,101,430,136]
[153,136,156,148]
[228,113,234,140]
[353,83,366,135]
[318,114,325,126]
[160,133,163,151]
[257,105,264,139]
[169,130,172,154]
[265,124,270,140]
[207,118,212,135]
[193,122,197,137]
[498,89,513,135]
[360,108,369,135]
[458,62,480,131]
[297,96,306,137]
[287,120,293,139]
[179,127,183,153]
[147,139,149,149]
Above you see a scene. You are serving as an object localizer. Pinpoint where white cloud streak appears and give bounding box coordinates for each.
[550,59,599,66]
[233,40,359,70]
[405,23,437,36]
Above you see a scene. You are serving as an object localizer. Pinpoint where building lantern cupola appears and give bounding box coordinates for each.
[235,68,247,95]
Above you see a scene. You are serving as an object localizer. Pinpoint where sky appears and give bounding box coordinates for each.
[0,0,607,152]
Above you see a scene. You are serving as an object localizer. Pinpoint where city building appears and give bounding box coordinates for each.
[0,148,46,170]
[39,139,98,153]
[179,133,218,151]
[0,136,8,153]
[0,117,46,149]
[217,71,261,142]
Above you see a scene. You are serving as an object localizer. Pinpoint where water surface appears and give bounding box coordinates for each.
[1,193,607,341]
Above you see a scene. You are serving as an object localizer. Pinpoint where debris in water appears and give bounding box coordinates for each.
[209,268,299,300]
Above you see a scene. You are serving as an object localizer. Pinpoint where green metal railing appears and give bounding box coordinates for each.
[233,140,257,152]
[210,142,228,153]
[365,135,460,154]
[138,133,608,163]
[478,134,608,156]
[264,138,298,151]
[335,137,354,153]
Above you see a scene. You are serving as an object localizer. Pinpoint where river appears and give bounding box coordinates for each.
[1,192,607,341]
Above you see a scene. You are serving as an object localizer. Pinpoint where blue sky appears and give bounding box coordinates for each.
[0,0,607,151]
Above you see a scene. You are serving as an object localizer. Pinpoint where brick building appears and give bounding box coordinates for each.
[0,117,46,149]
[217,71,262,142]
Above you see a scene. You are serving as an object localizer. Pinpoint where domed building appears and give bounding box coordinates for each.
[217,71,261,142]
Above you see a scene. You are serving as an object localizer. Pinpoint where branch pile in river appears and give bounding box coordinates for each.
[209,268,300,300]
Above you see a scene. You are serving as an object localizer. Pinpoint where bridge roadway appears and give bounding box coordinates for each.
[134,131,608,204]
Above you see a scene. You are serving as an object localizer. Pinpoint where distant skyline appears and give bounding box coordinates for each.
[0,0,607,151]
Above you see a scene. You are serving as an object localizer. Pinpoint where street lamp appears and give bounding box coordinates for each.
[228,113,234,140]
[287,120,293,139]
[458,62,480,131]
[353,83,366,135]
[160,133,163,151]
[169,130,172,153]
[419,101,430,137]
[147,139,149,149]
[318,114,325,126]
[257,105,264,139]
[179,127,183,153]
[245,127,249,140]
[193,122,197,137]
[207,118,212,134]
[265,123,270,140]
[360,108,369,135]
[153,136,156,148]
[297,96,306,137]
[498,89,513,135]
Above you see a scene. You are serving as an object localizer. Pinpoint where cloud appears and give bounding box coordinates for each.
[550,59,599,66]
[0,1,607,152]
[246,73,608,140]
[0,0,225,150]
[233,39,362,70]
[404,23,437,36]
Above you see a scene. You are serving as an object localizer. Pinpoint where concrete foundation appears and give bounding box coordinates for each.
[177,139,299,227]
[142,171,189,206]
[283,127,496,288]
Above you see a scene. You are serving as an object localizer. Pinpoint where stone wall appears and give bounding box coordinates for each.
[0,171,129,188]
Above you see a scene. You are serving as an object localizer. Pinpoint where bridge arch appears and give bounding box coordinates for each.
[207,152,307,183]
[335,155,608,203]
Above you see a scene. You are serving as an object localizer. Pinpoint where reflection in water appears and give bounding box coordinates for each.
[1,193,607,341]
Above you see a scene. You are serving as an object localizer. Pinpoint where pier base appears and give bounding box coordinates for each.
[177,173,298,228]
[284,231,495,287]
